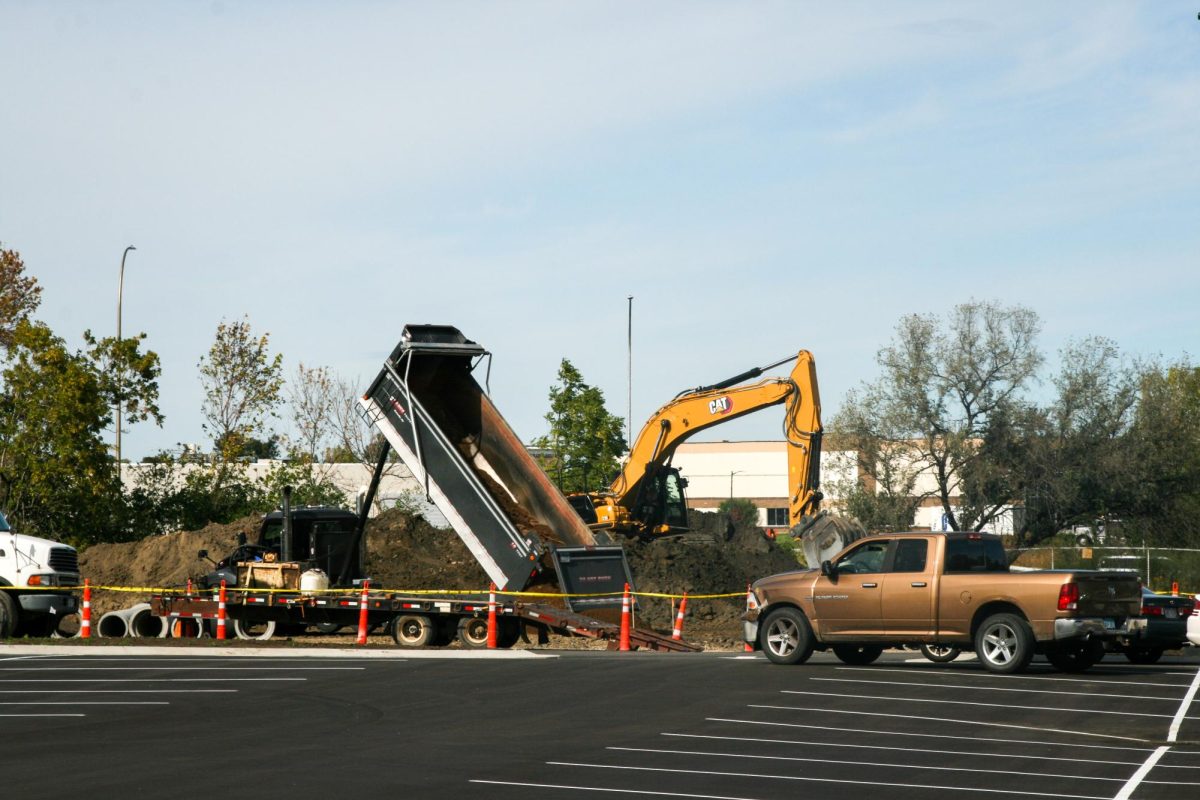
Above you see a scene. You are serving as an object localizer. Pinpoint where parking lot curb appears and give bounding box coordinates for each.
[0,644,555,660]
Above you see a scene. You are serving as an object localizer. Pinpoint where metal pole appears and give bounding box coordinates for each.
[115,245,136,466]
[626,295,633,446]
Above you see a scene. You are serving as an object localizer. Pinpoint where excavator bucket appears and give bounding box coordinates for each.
[360,325,599,591]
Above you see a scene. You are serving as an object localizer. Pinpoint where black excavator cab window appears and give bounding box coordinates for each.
[636,468,690,531]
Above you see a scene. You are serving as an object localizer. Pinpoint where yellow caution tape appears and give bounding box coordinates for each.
[33,584,749,600]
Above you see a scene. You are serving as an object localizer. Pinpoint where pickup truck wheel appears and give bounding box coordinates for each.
[0,592,18,638]
[920,644,962,663]
[392,614,437,647]
[975,613,1034,674]
[1046,640,1105,672]
[832,644,884,665]
[232,619,276,641]
[759,608,815,665]
[1124,646,1165,665]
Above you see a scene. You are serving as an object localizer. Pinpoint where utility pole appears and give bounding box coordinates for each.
[626,295,633,446]
[115,245,136,466]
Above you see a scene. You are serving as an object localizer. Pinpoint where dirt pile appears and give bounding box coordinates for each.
[78,517,260,616]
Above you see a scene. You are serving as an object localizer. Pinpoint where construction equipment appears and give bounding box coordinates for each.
[571,351,824,540]
[149,325,697,651]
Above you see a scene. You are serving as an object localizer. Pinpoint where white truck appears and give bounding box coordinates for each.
[0,510,80,637]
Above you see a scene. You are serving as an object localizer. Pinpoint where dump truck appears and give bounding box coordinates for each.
[148,325,694,651]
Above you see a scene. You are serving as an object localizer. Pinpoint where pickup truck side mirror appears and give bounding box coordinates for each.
[197,549,208,560]
[821,560,837,580]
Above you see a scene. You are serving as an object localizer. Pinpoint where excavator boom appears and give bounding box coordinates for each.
[588,350,823,537]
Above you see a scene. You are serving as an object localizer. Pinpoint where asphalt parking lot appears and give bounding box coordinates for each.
[3,645,1198,799]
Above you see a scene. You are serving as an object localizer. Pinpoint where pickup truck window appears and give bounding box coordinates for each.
[891,539,928,572]
[945,537,1008,572]
[836,540,890,574]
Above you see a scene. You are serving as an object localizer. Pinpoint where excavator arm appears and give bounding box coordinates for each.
[590,350,823,536]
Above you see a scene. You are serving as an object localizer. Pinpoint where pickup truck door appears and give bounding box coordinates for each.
[811,538,892,638]
[880,537,936,636]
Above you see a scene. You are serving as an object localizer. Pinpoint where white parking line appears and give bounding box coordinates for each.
[779,690,1173,718]
[664,733,1146,766]
[0,689,235,694]
[0,713,84,718]
[1113,665,1200,799]
[837,666,1196,689]
[0,701,168,706]
[810,676,1177,702]
[0,666,363,671]
[607,746,1131,784]
[745,706,1148,743]
[0,681,304,686]
[541,761,1113,799]
[706,718,1155,752]
[472,780,765,799]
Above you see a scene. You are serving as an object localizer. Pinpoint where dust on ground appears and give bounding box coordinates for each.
[78,508,805,649]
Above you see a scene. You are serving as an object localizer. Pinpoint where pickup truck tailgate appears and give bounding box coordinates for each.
[1072,573,1141,617]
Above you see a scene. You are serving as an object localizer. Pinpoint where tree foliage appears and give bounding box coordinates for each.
[0,321,118,542]
[198,317,284,460]
[833,301,1042,533]
[535,359,626,494]
[0,245,42,349]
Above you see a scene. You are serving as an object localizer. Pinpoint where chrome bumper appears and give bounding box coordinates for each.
[1053,617,1146,641]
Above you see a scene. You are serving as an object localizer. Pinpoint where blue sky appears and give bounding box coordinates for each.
[2,2,1198,459]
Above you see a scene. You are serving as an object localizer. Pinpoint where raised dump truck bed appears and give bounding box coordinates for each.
[359,324,600,592]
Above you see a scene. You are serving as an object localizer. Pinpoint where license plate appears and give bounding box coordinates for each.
[1165,609,1178,619]
[1102,618,1116,630]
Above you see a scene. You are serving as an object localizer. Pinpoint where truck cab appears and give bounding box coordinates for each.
[0,510,80,637]
[200,506,364,590]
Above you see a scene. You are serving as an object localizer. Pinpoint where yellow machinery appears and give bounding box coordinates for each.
[568,351,823,539]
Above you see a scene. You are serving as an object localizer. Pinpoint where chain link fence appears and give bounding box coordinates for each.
[1009,546,1200,595]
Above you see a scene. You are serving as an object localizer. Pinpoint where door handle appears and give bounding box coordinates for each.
[911,581,928,588]
[861,582,878,588]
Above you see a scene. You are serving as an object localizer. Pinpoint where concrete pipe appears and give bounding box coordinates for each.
[167,616,206,638]
[127,604,169,638]
[96,608,134,638]
[50,613,82,639]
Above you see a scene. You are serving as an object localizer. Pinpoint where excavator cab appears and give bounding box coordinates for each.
[631,466,690,534]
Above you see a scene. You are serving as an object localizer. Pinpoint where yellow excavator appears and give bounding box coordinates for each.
[567,351,825,540]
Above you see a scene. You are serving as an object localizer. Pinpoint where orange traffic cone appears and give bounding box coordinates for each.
[355,580,371,645]
[80,579,91,639]
[487,583,498,649]
[619,583,632,652]
[216,579,227,640]
[671,592,689,641]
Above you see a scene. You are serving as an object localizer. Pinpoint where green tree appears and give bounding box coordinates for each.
[0,245,42,350]
[0,321,117,542]
[535,359,626,493]
[83,329,165,453]
[198,317,284,460]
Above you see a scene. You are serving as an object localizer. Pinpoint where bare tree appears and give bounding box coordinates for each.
[287,362,337,461]
[833,300,1043,532]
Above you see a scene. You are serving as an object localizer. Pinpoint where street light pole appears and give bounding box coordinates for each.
[115,245,136,466]
[729,470,743,499]
[626,295,633,446]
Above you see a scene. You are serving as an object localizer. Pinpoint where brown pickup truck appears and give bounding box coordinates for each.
[743,531,1146,674]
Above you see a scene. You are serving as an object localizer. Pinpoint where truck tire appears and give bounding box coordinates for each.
[457,616,490,648]
[313,622,343,635]
[759,607,815,665]
[920,644,962,663]
[1046,639,1105,672]
[974,613,1034,674]
[391,614,437,647]
[1125,646,1165,665]
[0,592,18,639]
[232,619,276,641]
[832,644,884,665]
